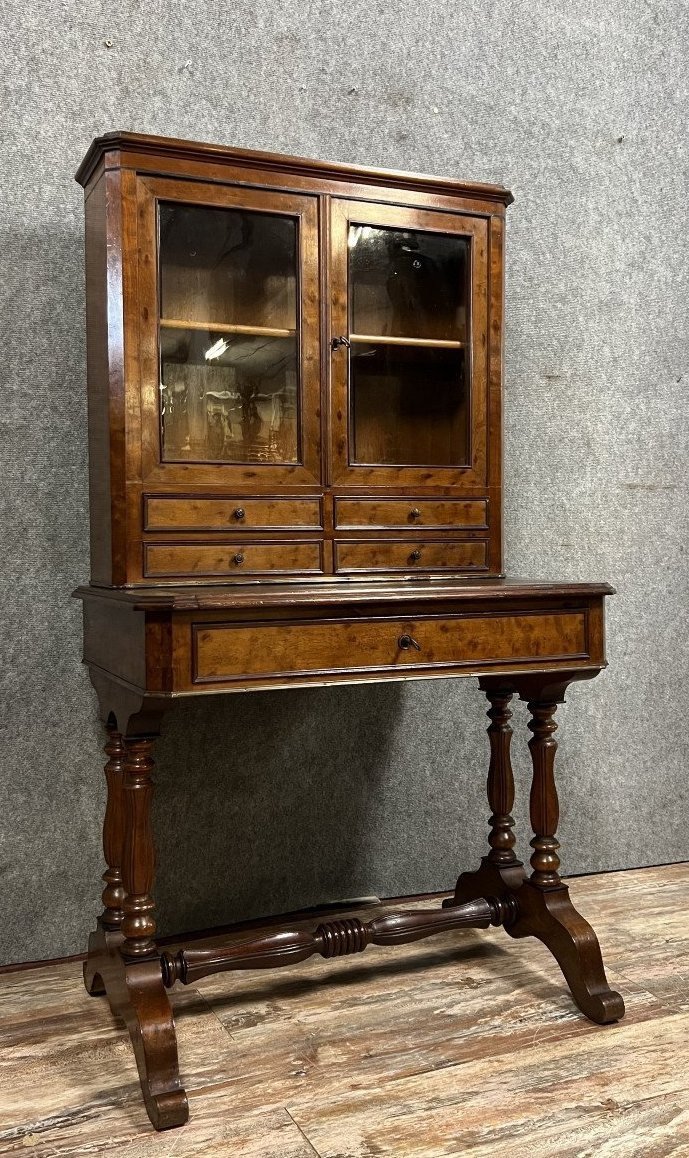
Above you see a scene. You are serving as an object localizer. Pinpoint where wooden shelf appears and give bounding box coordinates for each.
[160,319,296,339]
[349,334,466,350]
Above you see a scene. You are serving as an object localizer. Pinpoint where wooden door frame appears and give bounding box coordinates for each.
[134,176,322,490]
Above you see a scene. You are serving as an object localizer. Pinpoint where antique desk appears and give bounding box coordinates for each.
[75,133,624,1131]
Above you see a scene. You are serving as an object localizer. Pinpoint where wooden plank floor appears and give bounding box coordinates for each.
[2,864,689,1156]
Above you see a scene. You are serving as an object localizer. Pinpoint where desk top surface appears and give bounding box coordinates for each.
[75,577,615,612]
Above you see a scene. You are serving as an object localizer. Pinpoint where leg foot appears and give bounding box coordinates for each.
[443,857,526,908]
[509,881,625,1024]
[83,924,189,1130]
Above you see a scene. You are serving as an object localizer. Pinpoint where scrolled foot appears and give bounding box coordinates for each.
[83,959,106,997]
[81,923,188,1130]
[508,881,625,1024]
[142,1085,190,1131]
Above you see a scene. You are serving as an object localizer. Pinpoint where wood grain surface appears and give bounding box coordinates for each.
[2,864,689,1156]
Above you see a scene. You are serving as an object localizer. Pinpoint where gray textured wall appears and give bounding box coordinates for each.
[1,1,687,966]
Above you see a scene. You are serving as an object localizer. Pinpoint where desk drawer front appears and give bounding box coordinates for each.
[145,542,323,578]
[193,611,588,684]
[335,498,487,530]
[144,496,322,532]
[334,539,487,573]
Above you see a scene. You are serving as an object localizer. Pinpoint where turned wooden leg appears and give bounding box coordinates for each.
[485,688,521,869]
[111,735,188,1128]
[84,725,127,997]
[444,682,525,909]
[507,697,625,1025]
[121,737,158,958]
[83,729,188,1130]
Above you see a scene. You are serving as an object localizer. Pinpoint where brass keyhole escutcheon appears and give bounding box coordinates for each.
[398,634,421,652]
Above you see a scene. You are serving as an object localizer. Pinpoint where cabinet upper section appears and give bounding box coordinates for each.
[77,132,511,587]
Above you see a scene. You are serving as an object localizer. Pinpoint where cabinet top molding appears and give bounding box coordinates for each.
[75,130,514,206]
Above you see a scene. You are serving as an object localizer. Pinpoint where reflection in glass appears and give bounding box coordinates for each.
[351,344,468,465]
[349,224,468,341]
[348,223,470,466]
[160,328,297,463]
[158,203,299,463]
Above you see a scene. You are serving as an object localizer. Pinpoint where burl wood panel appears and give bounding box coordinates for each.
[144,495,323,532]
[192,611,588,684]
[334,539,487,573]
[334,497,488,530]
[144,541,324,578]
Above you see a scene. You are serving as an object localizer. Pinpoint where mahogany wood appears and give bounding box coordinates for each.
[484,688,520,867]
[527,700,562,888]
[161,897,517,985]
[121,738,158,958]
[75,133,623,1132]
[100,727,126,928]
[83,924,188,1129]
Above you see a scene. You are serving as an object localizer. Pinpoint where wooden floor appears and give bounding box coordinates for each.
[2,865,689,1157]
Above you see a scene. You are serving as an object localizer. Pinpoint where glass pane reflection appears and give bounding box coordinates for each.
[158,203,299,463]
[348,223,470,466]
[160,328,298,464]
[351,344,468,466]
[349,224,468,342]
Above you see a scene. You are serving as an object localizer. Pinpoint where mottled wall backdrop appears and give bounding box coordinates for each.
[1,1,687,964]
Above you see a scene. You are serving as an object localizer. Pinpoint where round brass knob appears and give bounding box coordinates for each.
[233,553,245,565]
[409,549,422,562]
[410,508,421,520]
[233,507,245,520]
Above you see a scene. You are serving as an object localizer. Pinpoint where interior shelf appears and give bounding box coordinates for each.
[349,334,466,349]
[160,319,296,339]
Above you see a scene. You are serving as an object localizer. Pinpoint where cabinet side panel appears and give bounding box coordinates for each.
[83,170,127,585]
[487,213,505,574]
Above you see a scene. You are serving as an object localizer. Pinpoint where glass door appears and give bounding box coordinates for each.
[329,200,488,487]
[136,177,321,487]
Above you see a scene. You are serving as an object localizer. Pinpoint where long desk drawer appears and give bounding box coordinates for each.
[191,610,588,685]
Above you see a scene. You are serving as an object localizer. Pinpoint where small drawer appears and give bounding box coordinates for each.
[334,498,487,530]
[144,542,323,578]
[144,495,322,532]
[334,539,487,574]
[192,611,589,685]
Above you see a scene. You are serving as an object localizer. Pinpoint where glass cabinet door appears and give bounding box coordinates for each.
[136,179,320,486]
[330,200,489,486]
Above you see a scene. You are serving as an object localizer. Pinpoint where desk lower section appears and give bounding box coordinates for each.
[77,579,610,707]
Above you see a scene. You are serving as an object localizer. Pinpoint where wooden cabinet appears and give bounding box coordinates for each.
[78,134,508,586]
[75,134,623,1135]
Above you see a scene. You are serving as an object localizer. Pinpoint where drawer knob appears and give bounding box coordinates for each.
[233,507,246,520]
[409,507,421,520]
[233,552,245,565]
[398,634,421,652]
[409,549,422,562]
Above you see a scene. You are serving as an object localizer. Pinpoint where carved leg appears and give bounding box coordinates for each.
[84,725,127,997]
[507,698,625,1025]
[115,736,188,1127]
[444,682,525,909]
[84,731,188,1130]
